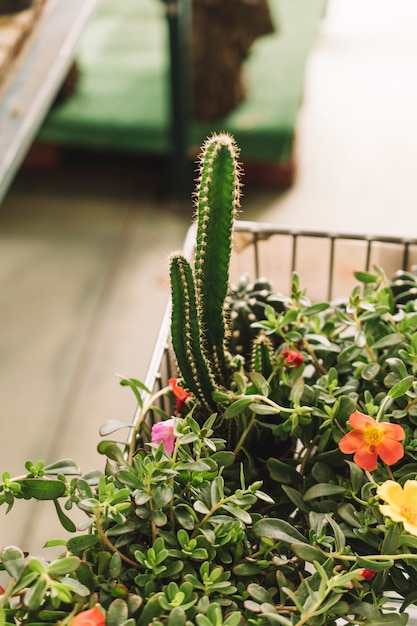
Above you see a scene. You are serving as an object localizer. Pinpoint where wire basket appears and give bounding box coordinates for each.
[129,219,417,624]
[134,220,417,426]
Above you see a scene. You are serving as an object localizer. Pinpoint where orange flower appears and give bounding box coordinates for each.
[338,410,405,471]
[70,606,105,626]
[169,378,192,414]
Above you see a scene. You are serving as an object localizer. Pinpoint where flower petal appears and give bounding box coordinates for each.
[339,430,366,454]
[402,519,417,537]
[377,438,404,466]
[353,447,378,471]
[377,480,405,507]
[151,419,176,454]
[348,411,375,431]
[379,503,405,522]
[379,422,405,441]
[403,480,417,502]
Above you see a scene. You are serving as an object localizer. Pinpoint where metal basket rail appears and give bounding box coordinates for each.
[133,220,417,428]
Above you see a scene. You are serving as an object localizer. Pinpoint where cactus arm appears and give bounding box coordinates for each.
[251,333,275,380]
[169,253,216,412]
[193,133,241,384]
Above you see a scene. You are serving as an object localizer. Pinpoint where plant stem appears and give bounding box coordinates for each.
[128,385,171,463]
[95,511,140,569]
[233,412,257,456]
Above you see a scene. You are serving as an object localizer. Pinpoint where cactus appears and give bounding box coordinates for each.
[226,274,285,363]
[169,133,241,415]
[390,268,417,307]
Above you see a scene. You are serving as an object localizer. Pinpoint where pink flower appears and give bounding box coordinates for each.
[169,378,192,414]
[151,418,176,455]
[338,411,405,471]
[70,606,106,626]
[281,349,304,368]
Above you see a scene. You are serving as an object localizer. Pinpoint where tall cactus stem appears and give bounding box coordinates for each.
[193,133,241,385]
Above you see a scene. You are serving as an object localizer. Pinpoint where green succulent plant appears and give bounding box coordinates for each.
[3,134,417,626]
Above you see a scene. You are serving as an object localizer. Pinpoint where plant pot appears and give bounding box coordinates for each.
[0,0,33,14]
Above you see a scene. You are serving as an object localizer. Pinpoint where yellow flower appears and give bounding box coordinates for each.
[377,480,417,536]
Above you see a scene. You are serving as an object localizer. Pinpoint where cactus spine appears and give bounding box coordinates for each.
[169,133,241,414]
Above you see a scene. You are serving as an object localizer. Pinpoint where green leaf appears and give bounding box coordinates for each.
[53,499,76,533]
[210,451,235,468]
[223,398,253,419]
[247,583,276,604]
[26,576,48,611]
[97,441,126,463]
[361,362,381,381]
[388,375,414,399]
[354,271,378,283]
[248,372,270,396]
[386,357,408,379]
[282,485,310,512]
[249,403,280,415]
[176,462,211,471]
[19,478,66,500]
[44,459,81,475]
[290,377,305,406]
[252,518,308,545]
[381,523,400,555]
[107,598,128,626]
[303,483,346,501]
[174,504,196,530]
[99,420,132,436]
[291,544,326,564]
[152,484,174,509]
[221,503,252,524]
[355,556,393,571]
[325,514,346,552]
[47,557,80,576]
[371,333,406,349]
[337,502,361,528]
[168,607,187,626]
[119,377,151,408]
[267,458,301,486]
[304,302,330,315]
[67,534,100,552]
[233,562,261,576]
[1,545,25,579]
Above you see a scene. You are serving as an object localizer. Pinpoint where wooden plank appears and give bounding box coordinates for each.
[0,0,100,204]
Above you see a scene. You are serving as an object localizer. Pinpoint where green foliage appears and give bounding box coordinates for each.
[4,134,417,625]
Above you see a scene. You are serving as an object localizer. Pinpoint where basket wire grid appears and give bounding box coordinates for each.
[133,220,417,428]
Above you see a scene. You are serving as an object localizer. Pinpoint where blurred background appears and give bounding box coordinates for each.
[2,0,417,553]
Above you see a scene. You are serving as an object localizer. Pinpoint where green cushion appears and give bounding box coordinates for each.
[39,0,326,163]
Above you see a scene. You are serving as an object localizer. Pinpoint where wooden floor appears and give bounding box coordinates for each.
[3,0,417,555]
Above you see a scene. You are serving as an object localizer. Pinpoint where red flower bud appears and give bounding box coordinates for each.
[281,349,304,368]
